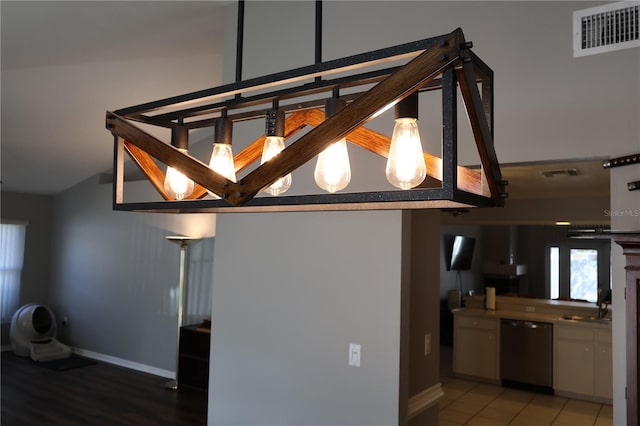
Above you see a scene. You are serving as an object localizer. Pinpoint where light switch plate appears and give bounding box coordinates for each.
[349,343,361,367]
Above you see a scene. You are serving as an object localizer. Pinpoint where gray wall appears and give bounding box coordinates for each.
[0,191,53,345]
[210,211,404,425]
[226,1,638,164]
[407,210,441,424]
[214,1,637,424]
[449,225,612,300]
[4,0,630,423]
[1,1,224,373]
[1,184,216,371]
[48,176,216,371]
[440,224,482,300]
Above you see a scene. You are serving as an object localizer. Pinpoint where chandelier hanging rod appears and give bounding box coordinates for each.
[234,0,245,85]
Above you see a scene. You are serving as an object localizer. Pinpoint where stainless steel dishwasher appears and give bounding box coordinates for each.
[500,319,553,393]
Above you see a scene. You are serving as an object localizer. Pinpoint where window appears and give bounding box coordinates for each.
[549,246,560,299]
[547,239,610,302]
[0,222,27,322]
[570,248,599,301]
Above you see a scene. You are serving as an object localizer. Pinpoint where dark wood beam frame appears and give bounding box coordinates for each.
[106,27,507,213]
[613,235,640,426]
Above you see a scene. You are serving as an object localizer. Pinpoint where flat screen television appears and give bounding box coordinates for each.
[444,235,476,271]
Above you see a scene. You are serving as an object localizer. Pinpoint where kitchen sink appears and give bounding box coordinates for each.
[560,315,612,324]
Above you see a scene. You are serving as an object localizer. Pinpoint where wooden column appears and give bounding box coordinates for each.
[613,235,640,426]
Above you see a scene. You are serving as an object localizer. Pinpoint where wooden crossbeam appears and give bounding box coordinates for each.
[107,112,235,199]
[123,141,171,200]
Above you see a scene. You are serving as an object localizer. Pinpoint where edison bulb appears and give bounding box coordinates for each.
[208,143,236,198]
[164,149,194,200]
[261,136,291,196]
[314,139,351,193]
[385,118,427,189]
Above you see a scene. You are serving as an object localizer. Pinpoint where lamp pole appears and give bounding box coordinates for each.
[165,236,199,390]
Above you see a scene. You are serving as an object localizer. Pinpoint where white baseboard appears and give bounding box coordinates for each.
[408,382,444,420]
[72,347,174,379]
[554,389,613,405]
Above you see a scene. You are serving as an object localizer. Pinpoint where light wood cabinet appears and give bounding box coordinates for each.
[453,315,498,381]
[554,324,612,402]
[452,311,612,403]
[595,329,613,399]
[555,328,595,395]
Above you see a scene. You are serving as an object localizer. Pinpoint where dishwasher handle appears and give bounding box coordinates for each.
[523,321,545,329]
[501,319,552,329]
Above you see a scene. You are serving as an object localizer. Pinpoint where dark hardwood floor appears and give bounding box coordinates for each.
[1,352,207,425]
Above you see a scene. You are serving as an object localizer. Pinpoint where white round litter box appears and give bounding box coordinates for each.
[10,303,71,362]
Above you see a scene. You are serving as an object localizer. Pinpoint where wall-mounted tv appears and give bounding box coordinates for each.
[444,235,476,271]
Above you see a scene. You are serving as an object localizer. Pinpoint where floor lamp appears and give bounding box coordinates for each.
[165,235,199,390]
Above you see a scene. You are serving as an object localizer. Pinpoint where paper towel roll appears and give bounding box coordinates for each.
[485,287,496,311]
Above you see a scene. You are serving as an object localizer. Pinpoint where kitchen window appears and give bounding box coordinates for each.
[547,239,610,302]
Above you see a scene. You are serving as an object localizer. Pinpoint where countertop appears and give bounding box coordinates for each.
[453,308,612,329]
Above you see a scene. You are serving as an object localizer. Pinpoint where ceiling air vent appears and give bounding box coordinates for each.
[540,169,580,178]
[573,1,639,57]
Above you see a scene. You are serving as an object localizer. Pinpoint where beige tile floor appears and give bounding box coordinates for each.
[439,346,614,426]
[439,377,613,426]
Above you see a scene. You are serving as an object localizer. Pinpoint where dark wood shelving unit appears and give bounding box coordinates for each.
[177,324,211,391]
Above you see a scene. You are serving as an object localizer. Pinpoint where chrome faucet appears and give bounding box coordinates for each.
[597,289,609,319]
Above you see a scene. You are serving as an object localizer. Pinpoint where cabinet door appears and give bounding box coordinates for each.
[555,339,595,395]
[595,330,613,399]
[177,327,211,390]
[454,328,497,380]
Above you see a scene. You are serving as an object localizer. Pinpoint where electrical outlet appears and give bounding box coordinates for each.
[349,343,361,367]
[62,316,69,326]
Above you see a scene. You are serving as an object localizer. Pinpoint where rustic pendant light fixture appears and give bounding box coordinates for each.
[106,1,507,213]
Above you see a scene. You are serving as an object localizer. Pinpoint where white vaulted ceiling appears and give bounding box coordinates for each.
[1,1,228,195]
[1,1,626,201]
